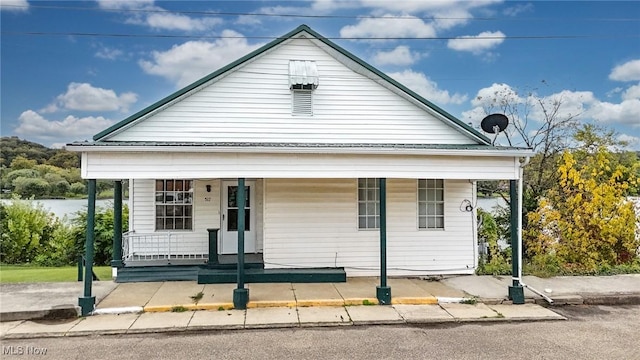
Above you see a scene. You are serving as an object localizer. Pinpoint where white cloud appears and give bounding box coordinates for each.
[447,31,506,54]
[359,0,501,13]
[15,110,116,142]
[618,134,640,149]
[502,3,533,17]
[0,0,29,12]
[95,0,154,10]
[373,46,421,66]
[389,70,467,105]
[127,12,223,32]
[97,0,221,32]
[139,29,262,88]
[340,15,437,40]
[44,83,138,113]
[95,46,124,60]
[609,59,640,82]
[623,84,640,100]
[588,99,640,127]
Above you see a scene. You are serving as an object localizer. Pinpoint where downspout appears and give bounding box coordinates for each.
[514,157,554,304]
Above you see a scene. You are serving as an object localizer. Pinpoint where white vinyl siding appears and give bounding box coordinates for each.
[263,178,475,276]
[107,38,475,145]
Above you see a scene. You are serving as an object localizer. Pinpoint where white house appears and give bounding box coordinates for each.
[69,25,532,312]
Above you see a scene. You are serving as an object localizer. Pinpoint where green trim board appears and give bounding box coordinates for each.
[92,24,490,145]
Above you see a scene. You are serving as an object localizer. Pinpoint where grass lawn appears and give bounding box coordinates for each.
[0,265,112,283]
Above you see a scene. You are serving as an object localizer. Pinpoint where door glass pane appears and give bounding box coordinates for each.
[228,186,237,208]
[228,209,237,231]
[227,209,251,231]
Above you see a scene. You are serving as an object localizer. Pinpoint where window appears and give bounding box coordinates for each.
[289,60,318,116]
[358,178,379,229]
[418,179,444,229]
[155,179,193,230]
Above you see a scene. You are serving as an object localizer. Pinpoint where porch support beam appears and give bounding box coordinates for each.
[78,179,97,316]
[233,178,249,309]
[508,179,525,304]
[376,178,391,305]
[111,180,123,269]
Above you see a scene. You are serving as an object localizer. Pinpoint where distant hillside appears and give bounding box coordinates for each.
[0,136,79,169]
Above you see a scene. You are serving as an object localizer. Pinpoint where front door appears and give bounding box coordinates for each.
[221,180,256,254]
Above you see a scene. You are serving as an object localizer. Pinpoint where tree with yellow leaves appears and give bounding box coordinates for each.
[525,125,640,271]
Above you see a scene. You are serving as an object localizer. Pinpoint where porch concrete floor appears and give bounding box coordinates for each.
[94,277,465,311]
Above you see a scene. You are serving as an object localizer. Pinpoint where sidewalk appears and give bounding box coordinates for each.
[1,302,565,339]
[1,274,639,339]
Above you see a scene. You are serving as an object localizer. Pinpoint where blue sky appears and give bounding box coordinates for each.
[1,1,639,149]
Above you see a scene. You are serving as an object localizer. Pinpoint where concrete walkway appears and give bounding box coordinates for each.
[2,274,639,339]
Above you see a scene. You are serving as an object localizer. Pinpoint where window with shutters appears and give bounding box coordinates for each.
[289,60,317,116]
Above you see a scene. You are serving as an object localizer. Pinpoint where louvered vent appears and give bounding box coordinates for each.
[292,90,313,116]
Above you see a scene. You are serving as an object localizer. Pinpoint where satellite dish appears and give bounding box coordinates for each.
[481,114,509,133]
[480,114,510,145]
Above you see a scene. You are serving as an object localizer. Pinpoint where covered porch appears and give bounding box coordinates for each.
[72,146,532,315]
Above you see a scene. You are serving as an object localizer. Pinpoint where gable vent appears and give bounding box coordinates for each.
[292,90,313,116]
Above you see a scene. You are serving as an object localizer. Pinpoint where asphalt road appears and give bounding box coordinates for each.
[2,305,639,360]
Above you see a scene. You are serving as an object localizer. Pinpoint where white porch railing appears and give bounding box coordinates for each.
[122,231,208,262]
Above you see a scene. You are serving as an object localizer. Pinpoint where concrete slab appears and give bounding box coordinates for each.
[3,318,81,338]
[293,283,343,306]
[387,278,432,298]
[145,282,205,308]
[487,304,566,321]
[245,307,298,328]
[345,305,403,325]
[189,310,245,329]
[409,279,468,298]
[441,275,508,300]
[128,311,194,333]
[0,281,117,321]
[440,303,503,321]
[333,277,378,302]
[96,282,163,309]
[248,283,296,307]
[393,304,455,323]
[297,306,351,326]
[67,313,139,335]
[0,321,22,337]
[202,283,236,304]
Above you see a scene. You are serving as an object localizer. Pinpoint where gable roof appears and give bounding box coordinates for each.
[93,24,491,145]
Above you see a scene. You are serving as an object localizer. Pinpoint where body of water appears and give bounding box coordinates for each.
[3,197,502,222]
[0,199,129,222]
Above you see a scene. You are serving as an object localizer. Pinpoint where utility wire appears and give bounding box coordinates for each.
[3,31,638,40]
[2,3,639,22]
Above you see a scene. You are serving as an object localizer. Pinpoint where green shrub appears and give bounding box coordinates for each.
[13,177,50,198]
[0,200,58,263]
[69,182,86,195]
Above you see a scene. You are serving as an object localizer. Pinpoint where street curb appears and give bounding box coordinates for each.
[392,297,438,305]
[0,307,79,323]
[93,306,143,316]
[143,303,234,312]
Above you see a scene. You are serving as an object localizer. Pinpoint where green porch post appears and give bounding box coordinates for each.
[78,179,97,316]
[111,180,123,269]
[376,178,391,304]
[233,178,249,309]
[508,180,525,304]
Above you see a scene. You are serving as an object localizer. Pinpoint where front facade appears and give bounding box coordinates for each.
[69,25,532,309]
